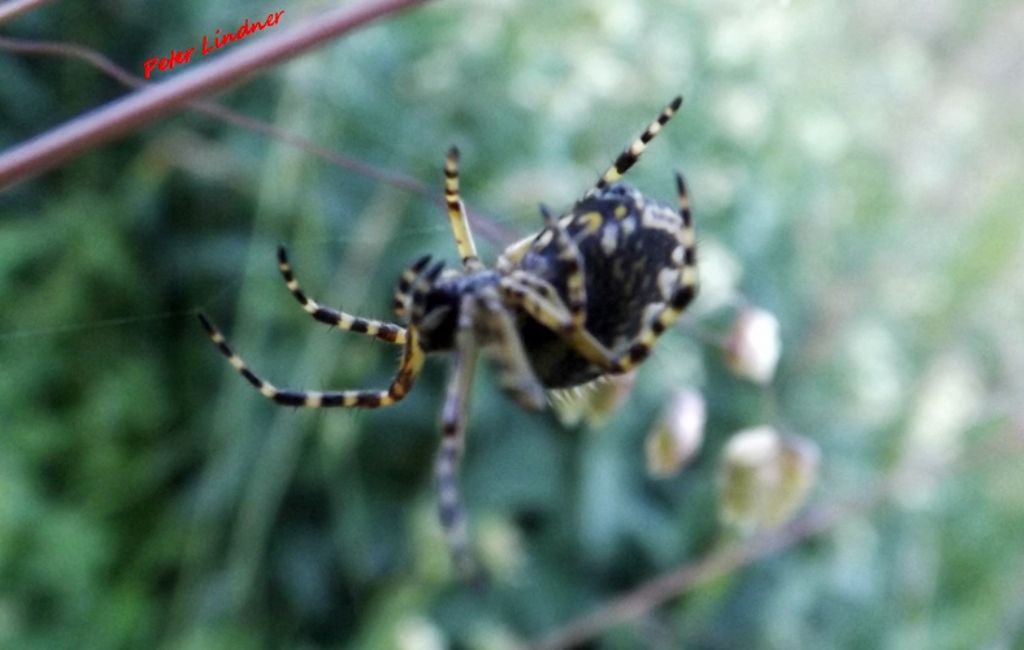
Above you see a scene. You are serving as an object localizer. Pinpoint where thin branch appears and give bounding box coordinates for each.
[1,35,432,195]
[0,32,518,244]
[0,0,431,190]
[0,36,144,87]
[0,37,427,190]
[0,0,54,25]
[532,489,882,650]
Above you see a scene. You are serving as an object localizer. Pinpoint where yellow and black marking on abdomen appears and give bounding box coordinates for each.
[515,182,695,387]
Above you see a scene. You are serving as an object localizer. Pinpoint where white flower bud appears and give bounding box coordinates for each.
[724,306,782,384]
[718,426,819,533]
[646,389,706,477]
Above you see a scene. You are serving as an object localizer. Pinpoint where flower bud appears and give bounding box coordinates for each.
[646,389,706,477]
[718,426,819,533]
[724,307,782,384]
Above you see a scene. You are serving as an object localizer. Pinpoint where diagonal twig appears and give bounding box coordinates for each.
[0,35,432,196]
[0,0,432,190]
[531,489,880,650]
[0,32,519,244]
[0,0,54,25]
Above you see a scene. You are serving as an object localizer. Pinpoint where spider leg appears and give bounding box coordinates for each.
[478,287,546,410]
[197,263,441,408]
[499,279,632,374]
[495,234,534,274]
[198,313,425,407]
[277,245,407,345]
[590,96,683,194]
[443,146,483,270]
[435,294,480,578]
[499,275,573,333]
[607,172,698,371]
[506,270,560,306]
[392,254,433,319]
[539,204,587,327]
[499,275,623,371]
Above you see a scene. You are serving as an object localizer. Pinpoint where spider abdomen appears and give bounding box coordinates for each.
[514,183,690,388]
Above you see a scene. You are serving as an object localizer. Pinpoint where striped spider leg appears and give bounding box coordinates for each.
[198,258,442,409]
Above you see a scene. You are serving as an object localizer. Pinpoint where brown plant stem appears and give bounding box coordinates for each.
[0,0,432,190]
[0,0,53,25]
[531,489,881,650]
[0,34,429,196]
[0,32,518,245]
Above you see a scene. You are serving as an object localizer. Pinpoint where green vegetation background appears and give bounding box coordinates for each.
[1,0,1022,647]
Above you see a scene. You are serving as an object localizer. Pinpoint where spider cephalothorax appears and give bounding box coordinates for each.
[199,96,697,576]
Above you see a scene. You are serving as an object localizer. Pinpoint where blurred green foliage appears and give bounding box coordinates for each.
[2,0,1023,647]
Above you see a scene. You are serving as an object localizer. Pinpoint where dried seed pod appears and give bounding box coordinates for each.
[724,307,782,384]
[718,426,819,533]
[646,388,706,477]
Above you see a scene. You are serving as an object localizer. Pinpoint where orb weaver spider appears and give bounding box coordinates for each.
[198,96,697,577]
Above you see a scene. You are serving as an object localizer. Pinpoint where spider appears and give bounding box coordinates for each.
[198,96,697,577]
